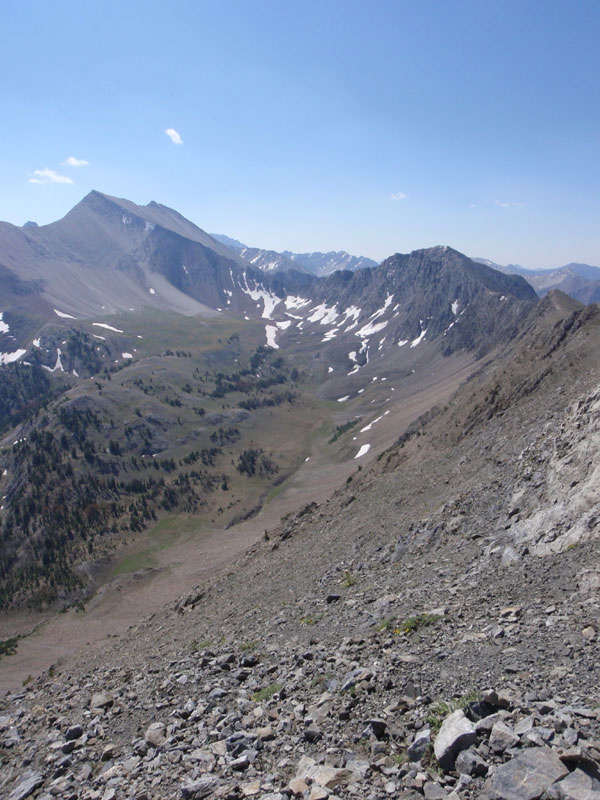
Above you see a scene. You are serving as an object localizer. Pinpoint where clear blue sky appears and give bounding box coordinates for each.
[1,0,598,268]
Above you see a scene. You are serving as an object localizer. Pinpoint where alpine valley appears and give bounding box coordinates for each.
[1,193,600,800]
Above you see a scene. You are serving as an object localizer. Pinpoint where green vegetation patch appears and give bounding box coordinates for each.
[328,417,362,444]
[0,636,19,659]
[400,613,441,633]
[251,683,282,702]
[426,690,480,734]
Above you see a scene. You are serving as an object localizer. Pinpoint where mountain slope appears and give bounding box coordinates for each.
[2,290,600,800]
[0,191,250,318]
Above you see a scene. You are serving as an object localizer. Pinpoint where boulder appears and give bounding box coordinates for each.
[485,746,569,800]
[433,710,478,770]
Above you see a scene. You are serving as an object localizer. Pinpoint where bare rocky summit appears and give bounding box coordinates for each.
[1,295,600,797]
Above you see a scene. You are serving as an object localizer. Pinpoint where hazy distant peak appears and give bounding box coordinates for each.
[210,233,248,252]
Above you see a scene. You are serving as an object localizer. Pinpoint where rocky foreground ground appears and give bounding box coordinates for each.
[2,308,600,799]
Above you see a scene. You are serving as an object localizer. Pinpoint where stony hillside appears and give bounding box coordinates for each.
[1,295,599,799]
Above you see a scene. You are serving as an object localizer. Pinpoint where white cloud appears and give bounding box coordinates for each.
[63,156,89,167]
[165,128,183,145]
[29,168,73,185]
[390,191,407,200]
[496,201,524,208]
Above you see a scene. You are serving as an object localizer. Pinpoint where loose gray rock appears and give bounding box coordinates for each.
[90,691,113,709]
[145,721,166,747]
[8,774,44,800]
[489,720,520,754]
[455,748,488,777]
[433,710,478,771]
[553,767,600,799]
[485,746,569,800]
[408,727,431,762]
[180,776,219,798]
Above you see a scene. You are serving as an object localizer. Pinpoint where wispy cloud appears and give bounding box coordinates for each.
[496,201,524,208]
[165,128,183,145]
[63,156,89,167]
[390,191,407,200]
[29,168,73,185]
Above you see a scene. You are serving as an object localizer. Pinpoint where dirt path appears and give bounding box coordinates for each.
[0,351,476,693]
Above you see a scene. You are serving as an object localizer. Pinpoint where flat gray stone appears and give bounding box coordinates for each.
[8,774,44,800]
[554,767,600,799]
[90,691,113,710]
[489,720,520,754]
[181,776,219,799]
[485,746,569,800]
[455,748,488,777]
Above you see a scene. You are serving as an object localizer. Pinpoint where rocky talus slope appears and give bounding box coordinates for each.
[1,303,600,799]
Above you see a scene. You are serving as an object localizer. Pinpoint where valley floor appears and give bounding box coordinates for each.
[0,350,477,694]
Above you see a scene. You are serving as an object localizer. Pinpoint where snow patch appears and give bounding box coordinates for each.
[356,318,388,338]
[328,366,334,373]
[92,334,106,341]
[337,395,350,402]
[42,348,64,373]
[265,325,279,349]
[122,352,133,359]
[240,273,281,319]
[353,293,394,338]
[341,305,362,331]
[307,303,338,325]
[32,338,41,348]
[0,313,9,334]
[0,349,26,365]
[354,443,371,459]
[410,329,427,347]
[149,288,156,295]
[451,299,460,315]
[284,295,310,310]
[93,323,124,333]
[54,309,77,319]
[360,415,383,433]
[182,264,189,275]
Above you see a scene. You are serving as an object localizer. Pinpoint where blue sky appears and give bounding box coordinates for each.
[1,0,598,268]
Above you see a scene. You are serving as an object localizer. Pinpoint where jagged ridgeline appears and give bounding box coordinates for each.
[0,320,310,610]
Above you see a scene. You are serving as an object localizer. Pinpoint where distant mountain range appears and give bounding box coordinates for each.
[473,258,600,304]
[211,232,378,276]
[0,191,537,378]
